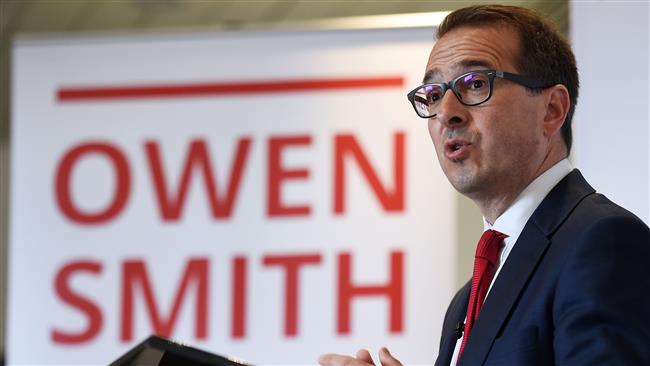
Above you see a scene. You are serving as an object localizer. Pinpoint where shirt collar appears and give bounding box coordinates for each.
[483,159,574,237]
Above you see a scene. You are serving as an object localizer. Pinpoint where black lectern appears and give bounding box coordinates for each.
[109,336,251,366]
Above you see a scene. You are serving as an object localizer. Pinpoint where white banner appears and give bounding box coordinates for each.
[9,27,455,365]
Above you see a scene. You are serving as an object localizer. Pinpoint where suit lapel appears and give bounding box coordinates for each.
[457,169,595,366]
[436,283,470,366]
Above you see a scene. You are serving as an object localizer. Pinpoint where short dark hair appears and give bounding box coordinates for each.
[437,5,579,153]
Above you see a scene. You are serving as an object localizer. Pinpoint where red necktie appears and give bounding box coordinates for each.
[458,229,507,359]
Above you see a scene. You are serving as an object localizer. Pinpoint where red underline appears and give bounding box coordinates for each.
[57,76,405,102]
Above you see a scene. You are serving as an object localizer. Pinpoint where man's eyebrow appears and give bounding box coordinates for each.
[422,59,494,84]
[422,69,440,84]
[460,59,492,70]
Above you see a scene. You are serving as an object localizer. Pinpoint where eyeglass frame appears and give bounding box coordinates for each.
[406,70,555,118]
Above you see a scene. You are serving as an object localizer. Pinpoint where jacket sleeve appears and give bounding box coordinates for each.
[553,215,650,365]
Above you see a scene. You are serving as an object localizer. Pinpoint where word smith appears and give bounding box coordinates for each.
[52,250,405,344]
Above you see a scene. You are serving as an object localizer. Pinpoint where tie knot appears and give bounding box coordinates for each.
[475,229,507,265]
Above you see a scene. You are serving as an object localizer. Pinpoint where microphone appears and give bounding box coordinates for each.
[455,321,465,339]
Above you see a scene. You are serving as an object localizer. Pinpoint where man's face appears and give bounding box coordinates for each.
[425,25,550,202]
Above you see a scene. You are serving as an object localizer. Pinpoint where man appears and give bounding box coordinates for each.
[319,5,650,366]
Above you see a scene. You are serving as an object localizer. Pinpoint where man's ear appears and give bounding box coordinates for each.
[543,84,570,138]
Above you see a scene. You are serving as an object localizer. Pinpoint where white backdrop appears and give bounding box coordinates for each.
[8,27,455,365]
[571,0,650,224]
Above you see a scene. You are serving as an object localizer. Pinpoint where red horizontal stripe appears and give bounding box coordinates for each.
[57,76,404,102]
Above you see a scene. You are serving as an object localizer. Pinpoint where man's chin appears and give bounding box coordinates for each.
[447,172,481,195]
[451,182,478,196]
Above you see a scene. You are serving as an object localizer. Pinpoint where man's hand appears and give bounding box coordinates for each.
[318,347,403,366]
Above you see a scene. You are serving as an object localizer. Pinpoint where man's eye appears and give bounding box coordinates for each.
[471,80,485,89]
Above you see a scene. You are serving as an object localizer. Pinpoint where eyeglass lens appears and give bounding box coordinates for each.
[412,71,491,117]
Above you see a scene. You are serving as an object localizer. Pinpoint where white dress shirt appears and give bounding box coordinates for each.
[449,159,573,366]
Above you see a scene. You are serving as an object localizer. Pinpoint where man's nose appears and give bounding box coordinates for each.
[435,89,467,128]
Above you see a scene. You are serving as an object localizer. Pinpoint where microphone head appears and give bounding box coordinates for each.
[454,321,465,339]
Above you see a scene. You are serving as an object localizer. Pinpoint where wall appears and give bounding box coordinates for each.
[570,0,650,224]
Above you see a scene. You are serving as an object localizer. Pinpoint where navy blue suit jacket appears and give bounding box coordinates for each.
[435,169,650,366]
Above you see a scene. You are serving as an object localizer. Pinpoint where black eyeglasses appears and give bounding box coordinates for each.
[406,70,553,118]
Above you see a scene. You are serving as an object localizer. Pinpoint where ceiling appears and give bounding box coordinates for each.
[1,0,568,36]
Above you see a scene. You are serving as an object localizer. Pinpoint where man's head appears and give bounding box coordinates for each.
[437,5,578,152]
[419,5,577,219]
